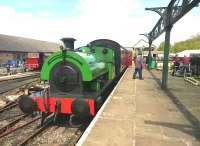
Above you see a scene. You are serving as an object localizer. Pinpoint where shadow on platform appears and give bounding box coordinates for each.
[145,120,200,140]
[148,70,200,140]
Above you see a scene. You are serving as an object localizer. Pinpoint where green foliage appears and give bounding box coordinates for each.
[157,41,165,51]
[172,34,200,53]
[156,33,200,53]
[157,41,173,52]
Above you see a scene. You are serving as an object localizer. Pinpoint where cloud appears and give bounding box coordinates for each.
[77,0,139,18]
[37,11,52,17]
[0,6,62,43]
[171,14,200,43]
[74,0,156,46]
[0,2,199,48]
[0,1,145,47]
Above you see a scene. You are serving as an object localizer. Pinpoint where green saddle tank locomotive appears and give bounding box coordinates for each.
[18,38,131,122]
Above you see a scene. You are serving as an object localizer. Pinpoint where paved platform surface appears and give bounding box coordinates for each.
[78,67,200,146]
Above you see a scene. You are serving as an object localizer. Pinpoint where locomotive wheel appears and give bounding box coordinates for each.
[71,99,90,118]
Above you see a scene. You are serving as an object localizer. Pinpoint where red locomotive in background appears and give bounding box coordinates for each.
[25,53,45,70]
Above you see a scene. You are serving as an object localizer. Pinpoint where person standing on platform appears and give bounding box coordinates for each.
[172,54,180,76]
[133,52,144,80]
[183,55,190,72]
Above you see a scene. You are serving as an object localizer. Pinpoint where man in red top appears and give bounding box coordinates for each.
[174,54,180,66]
[183,55,189,65]
[183,55,190,72]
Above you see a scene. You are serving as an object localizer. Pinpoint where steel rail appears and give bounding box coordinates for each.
[17,118,53,146]
[0,113,25,121]
[0,116,41,138]
[0,72,40,82]
[0,114,28,134]
[0,102,18,113]
[0,77,39,94]
[63,127,84,146]
[0,101,15,110]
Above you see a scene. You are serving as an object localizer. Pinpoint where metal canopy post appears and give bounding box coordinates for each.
[148,40,153,69]
[143,0,199,89]
[139,33,153,69]
[162,26,172,88]
[161,5,173,89]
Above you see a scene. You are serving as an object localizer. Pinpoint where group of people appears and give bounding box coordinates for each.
[5,59,25,74]
[172,54,190,76]
[132,53,191,79]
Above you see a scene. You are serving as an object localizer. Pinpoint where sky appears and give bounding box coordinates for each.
[0,0,199,48]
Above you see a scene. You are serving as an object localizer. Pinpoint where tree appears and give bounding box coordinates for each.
[172,34,200,53]
[157,41,173,52]
[157,33,200,53]
[157,41,165,51]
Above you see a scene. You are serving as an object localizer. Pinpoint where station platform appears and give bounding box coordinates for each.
[77,67,200,146]
[0,72,39,82]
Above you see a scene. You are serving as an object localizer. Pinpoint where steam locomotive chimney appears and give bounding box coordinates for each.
[61,38,76,50]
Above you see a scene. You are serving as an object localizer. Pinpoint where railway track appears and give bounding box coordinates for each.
[0,74,40,138]
[0,74,40,115]
[17,117,53,146]
[0,116,41,139]
[0,114,55,146]
[65,126,86,146]
[0,111,89,146]
[0,102,18,114]
[0,75,39,94]
[0,114,28,135]
[0,113,25,122]
[0,115,43,146]
[0,72,40,82]
[0,101,24,122]
[25,117,90,146]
